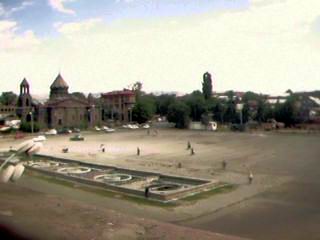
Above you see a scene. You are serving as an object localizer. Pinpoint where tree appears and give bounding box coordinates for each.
[184,91,207,121]
[202,72,213,100]
[238,103,250,123]
[155,94,176,116]
[224,100,237,123]
[167,101,190,128]
[242,91,261,102]
[225,90,235,100]
[212,100,227,123]
[286,89,293,96]
[255,98,274,123]
[71,92,86,100]
[132,81,143,100]
[132,95,156,124]
[274,97,298,127]
[0,92,18,105]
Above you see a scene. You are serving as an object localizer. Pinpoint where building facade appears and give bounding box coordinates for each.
[16,74,101,130]
[101,89,135,123]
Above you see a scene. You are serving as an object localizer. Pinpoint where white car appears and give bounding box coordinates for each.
[129,124,139,129]
[33,135,46,142]
[142,124,150,129]
[105,128,115,133]
[45,129,57,135]
[95,126,101,131]
[0,126,11,132]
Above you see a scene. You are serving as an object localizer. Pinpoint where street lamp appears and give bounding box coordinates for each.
[29,110,34,134]
[128,106,132,123]
[236,103,244,125]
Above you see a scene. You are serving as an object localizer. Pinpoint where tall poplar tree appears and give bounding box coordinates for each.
[202,72,213,100]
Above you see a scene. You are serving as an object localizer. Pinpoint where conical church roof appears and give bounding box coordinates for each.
[50,73,69,89]
[20,78,29,86]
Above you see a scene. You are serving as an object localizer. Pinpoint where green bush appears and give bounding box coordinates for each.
[20,121,40,132]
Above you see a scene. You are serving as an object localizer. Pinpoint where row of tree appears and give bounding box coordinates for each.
[131,73,305,128]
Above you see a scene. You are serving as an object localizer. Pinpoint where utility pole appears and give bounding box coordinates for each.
[30,107,34,134]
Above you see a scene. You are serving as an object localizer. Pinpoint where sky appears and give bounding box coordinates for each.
[0,0,319,96]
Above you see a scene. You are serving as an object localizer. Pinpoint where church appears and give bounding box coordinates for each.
[17,74,101,130]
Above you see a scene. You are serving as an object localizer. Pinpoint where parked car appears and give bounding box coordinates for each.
[72,128,81,133]
[142,124,150,129]
[45,129,57,135]
[33,135,46,142]
[70,134,84,141]
[105,128,115,133]
[58,128,72,134]
[230,124,246,132]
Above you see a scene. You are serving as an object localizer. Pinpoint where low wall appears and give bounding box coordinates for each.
[0,153,219,202]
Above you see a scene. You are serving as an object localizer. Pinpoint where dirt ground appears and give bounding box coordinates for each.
[0,129,319,239]
[0,182,247,240]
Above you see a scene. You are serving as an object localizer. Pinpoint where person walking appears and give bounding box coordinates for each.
[248,172,253,184]
[190,147,195,155]
[137,147,140,156]
[187,141,191,150]
[144,186,149,198]
[222,160,227,170]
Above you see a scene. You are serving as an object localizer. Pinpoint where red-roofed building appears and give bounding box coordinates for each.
[101,89,135,122]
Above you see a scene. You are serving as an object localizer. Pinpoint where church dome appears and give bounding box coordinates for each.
[49,73,69,99]
[50,73,69,89]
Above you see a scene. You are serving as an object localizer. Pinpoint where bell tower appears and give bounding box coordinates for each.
[17,78,33,121]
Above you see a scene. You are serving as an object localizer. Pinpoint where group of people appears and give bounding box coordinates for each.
[222,160,254,184]
[187,141,195,155]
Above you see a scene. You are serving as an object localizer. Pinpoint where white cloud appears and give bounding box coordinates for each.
[0,20,40,50]
[48,0,76,15]
[0,0,320,95]
[54,18,103,35]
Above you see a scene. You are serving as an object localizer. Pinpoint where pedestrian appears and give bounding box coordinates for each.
[187,141,191,150]
[137,147,140,156]
[222,160,227,170]
[190,147,195,155]
[248,172,253,184]
[144,186,149,198]
[102,147,105,153]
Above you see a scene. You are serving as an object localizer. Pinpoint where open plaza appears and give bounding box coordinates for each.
[0,128,319,239]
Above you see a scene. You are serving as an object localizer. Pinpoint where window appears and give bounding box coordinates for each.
[58,119,62,125]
